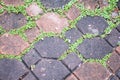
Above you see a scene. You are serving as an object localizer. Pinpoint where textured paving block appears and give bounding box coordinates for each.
[109,75,119,80]
[0,34,29,55]
[23,72,37,80]
[0,59,28,80]
[105,29,120,47]
[2,0,24,6]
[36,12,69,33]
[33,59,70,80]
[65,28,83,43]
[116,69,120,78]
[35,37,68,58]
[116,24,120,32]
[22,49,41,68]
[65,74,78,80]
[40,0,71,8]
[74,62,110,80]
[77,37,112,59]
[107,52,120,73]
[0,12,27,31]
[76,16,108,35]
[62,53,82,70]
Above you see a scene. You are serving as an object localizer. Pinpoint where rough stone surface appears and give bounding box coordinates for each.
[0,59,28,80]
[22,49,41,68]
[26,3,43,16]
[65,74,78,80]
[77,37,112,59]
[107,52,120,73]
[33,59,70,80]
[0,12,27,31]
[62,53,82,70]
[109,75,119,80]
[36,12,69,33]
[116,24,120,32]
[98,0,109,8]
[40,0,71,9]
[65,28,83,43]
[35,37,68,58]
[116,46,120,55]
[105,29,120,47]
[0,34,29,55]
[25,27,40,43]
[65,6,80,20]
[74,62,110,80]
[76,16,108,35]
[2,0,24,6]
[116,69,120,78]
[23,72,37,80]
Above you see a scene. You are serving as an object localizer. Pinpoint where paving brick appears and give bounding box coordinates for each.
[109,75,119,80]
[116,69,120,78]
[65,6,80,20]
[23,72,37,80]
[0,34,29,55]
[2,0,24,6]
[74,62,110,80]
[25,27,40,43]
[33,59,70,80]
[62,53,82,70]
[76,16,108,35]
[40,0,70,9]
[0,59,28,80]
[107,52,120,73]
[36,12,69,33]
[116,46,120,54]
[77,37,112,59]
[65,28,83,43]
[35,37,68,58]
[98,0,109,8]
[22,49,41,68]
[116,24,120,32]
[26,3,43,16]
[105,29,120,47]
[0,12,27,31]
[65,74,78,80]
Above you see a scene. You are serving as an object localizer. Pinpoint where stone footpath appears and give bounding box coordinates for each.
[0,0,120,80]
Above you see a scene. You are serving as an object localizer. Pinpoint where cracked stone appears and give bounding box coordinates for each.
[0,59,28,80]
[26,3,43,16]
[0,33,29,55]
[36,12,69,33]
[34,37,68,58]
[65,6,80,20]
[74,62,110,80]
[77,37,112,59]
[76,16,108,35]
[2,0,24,6]
[40,0,71,9]
[65,74,78,80]
[0,12,27,31]
[107,52,120,73]
[33,59,70,80]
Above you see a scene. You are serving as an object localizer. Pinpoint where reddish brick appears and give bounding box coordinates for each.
[107,52,120,73]
[2,0,24,6]
[26,3,43,16]
[0,33,29,55]
[65,74,78,80]
[74,62,110,80]
[25,27,40,43]
[36,12,69,33]
[116,46,120,54]
[65,6,80,20]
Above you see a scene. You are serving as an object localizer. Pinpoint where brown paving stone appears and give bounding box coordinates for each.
[2,0,24,6]
[0,33,29,55]
[116,46,120,54]
[36,12,69,33]
[25,27,40,43]
[26,3,43,16]
[65,74,78,80]
[107,52,120,73]
[74,62,111,80]
[65,6,80,20]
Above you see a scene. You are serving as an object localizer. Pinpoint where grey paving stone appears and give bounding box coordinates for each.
[0,59,28,80]
[62,53,82,70]
[33,59,70,80]
[65,28,83,43]
[105,29,120,47]
[0,12,27,31]
[23,72,37,80]
[77,37,113,59]
[40,0,71,9]
[109,75,119,80]
[116,69,120,78]
[116,24,120,32]
[22,49,41,68]
[76,16,108,35]
[34,37,68,58]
